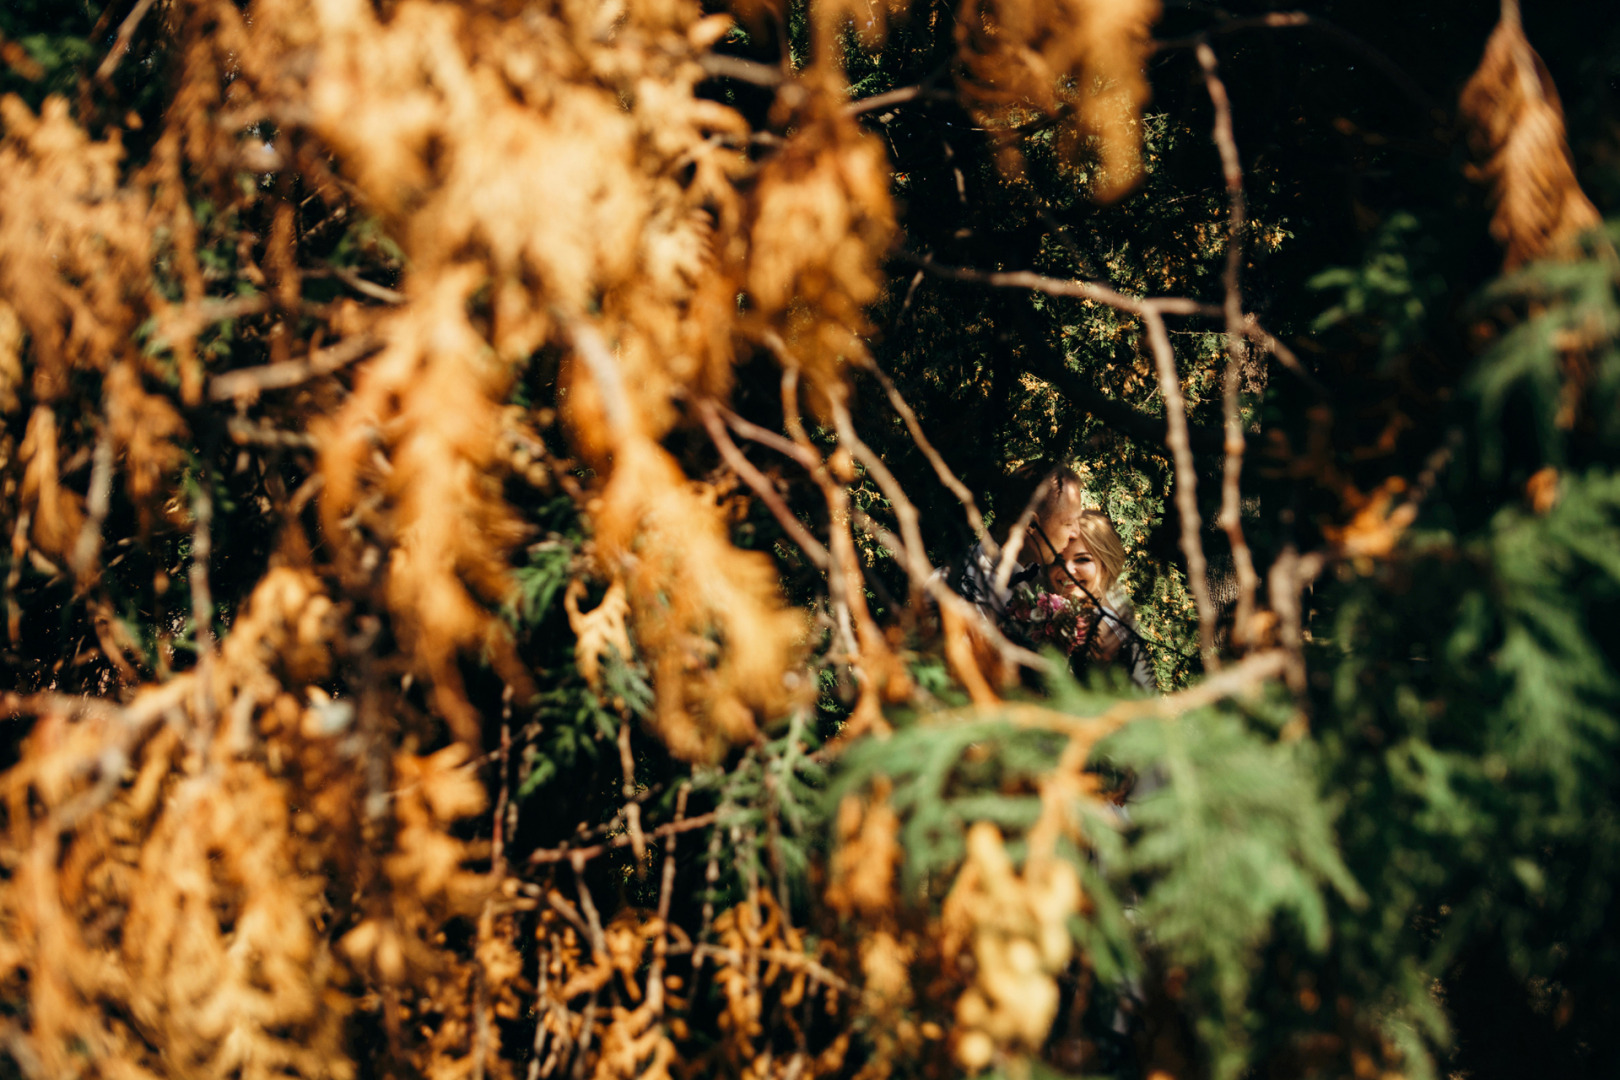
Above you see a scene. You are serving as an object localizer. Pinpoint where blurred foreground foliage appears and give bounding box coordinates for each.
[1,2,1619,1080]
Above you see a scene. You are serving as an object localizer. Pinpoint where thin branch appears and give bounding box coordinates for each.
[766,349,897,724]
[329,265,405,305]
[616,717,646,865]
[829,394,930,603]
[528,811,720,865]
[568,322,636,440]
[698,54,782,87]
[850,509,1049,675]
[993,648,1291,742]
[858,357,995,556]
[718,405,820,471]
[189,469,216,724]
[71,432,115,584]
[225,416,318,449]
[1143,308,1219,668]
[1014,299,1227,454]
[1156,11,1440,115]
[644,784,689,1020]
[910,254,1218,319]
[694,815,725,975]
[1268,545,1324,698]
[698,399,830,569]
[1244,315,1328,398]
[208,334,383,401]
[94,0,158,82]
[195,293,274,324]
[909,256,1226,452]
[1197,40,1261,651]
[847,84,953,116]
[679,943,854,996]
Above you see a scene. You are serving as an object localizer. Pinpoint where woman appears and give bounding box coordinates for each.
[951,465,1086,623]
[1043,510,1156,692]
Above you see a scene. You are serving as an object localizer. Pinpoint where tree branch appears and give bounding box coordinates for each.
[697,399,829,569]
[94,0,158,82]
[209,334,383,401]
[1143,307,1219,668]
[528,812,721,866]
[1197,40,1261,651]
[1156,12,1440,115]
[907,255,1226,452]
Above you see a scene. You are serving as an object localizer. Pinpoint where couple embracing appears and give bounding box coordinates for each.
[952,466,1155,693]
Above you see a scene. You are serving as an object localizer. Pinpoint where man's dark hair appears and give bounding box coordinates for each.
[991,462,1083,544]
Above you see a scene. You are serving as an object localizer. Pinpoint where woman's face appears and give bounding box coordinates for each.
[1049,535,1103,600]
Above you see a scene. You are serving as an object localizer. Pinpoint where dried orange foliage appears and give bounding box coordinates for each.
[956,0,1161,198]
[0,0,1176,1077]
[1,570,515,1080]
[1459,0,1601,269]
[0,97,184,575]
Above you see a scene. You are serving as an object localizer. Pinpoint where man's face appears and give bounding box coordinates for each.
[1026,485,1085,566]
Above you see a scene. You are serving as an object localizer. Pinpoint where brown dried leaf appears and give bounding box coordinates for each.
[1459,3,1602,269]
[956,0,1160,201]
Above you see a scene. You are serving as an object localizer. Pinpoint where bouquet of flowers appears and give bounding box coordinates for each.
[1003,583,1095,657]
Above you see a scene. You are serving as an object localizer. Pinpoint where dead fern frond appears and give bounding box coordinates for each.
[955,0,1160,200]
[1459,0,1602,269]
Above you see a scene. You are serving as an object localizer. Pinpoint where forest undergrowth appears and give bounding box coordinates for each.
[2,2,1619,1080]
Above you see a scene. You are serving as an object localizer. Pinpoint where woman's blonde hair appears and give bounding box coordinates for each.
[1074,509,1127,597]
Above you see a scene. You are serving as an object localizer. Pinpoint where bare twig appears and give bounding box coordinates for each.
[1244,315,1328,398]
[528,811,720,865]
[767,351,898,724]
[698,54,782,87]
[569,322,636,440]
[189,470,216,723]
[909,257,1227,452]
[330,265,405,304]
[992,471,1058,597]
[698,399,830,569]
[1268,545,1325,697]
[694,813,725,974]
[493,699,513,873]
[847,84,951,116]
[616,717,646,866]
[209,334,383,401]
[717,404,820,471]
[1157,12,1439,116]
[829,393,930,603]
[994,648,1291,742]
[4,508,26,645]
[1197,40,1261,651]
[850,509,1048,675]
[71,432,115,584]
[680,943,854,996]
[858,357,995,556]
[225,416,318,449]
[912,256,1218,320]
[196,293,274,324]
[95,0,158,82]
[1143,308,1219,668]
[644,783,689,1019]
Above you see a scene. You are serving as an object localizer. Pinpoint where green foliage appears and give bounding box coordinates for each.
[1468,224,1620,471]
[1310,212,1449,369]
[1103,694,1365,1080]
